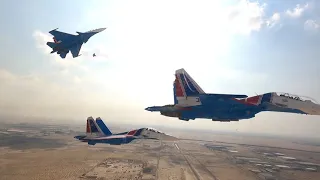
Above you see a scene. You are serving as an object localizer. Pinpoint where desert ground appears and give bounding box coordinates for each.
[0,122,319,180]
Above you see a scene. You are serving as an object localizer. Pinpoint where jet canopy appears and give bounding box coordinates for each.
[145,127,164,134]
[276,92,318,103]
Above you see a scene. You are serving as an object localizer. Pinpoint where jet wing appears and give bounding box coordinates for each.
[49,29,76,42]
[70,43,83,58]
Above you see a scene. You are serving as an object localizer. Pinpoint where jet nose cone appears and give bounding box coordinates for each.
[313,104,320,115]
[74,135,84,140]
[145,106,162,112]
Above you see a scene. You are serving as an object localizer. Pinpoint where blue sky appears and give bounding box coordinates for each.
[0,0,319,138]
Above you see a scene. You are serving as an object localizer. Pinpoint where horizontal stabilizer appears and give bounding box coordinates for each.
[46,42,57,49]
[201,93,248,99]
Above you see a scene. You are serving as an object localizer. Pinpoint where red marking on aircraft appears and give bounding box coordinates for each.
[233,95,262,106]
[245,95,262,105]
[174,75,184,97]
[86,120,91,133]
[127,130,137,136]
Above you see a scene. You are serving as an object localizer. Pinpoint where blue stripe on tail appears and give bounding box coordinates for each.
[179,73,201,96]
[173,82,178,104]
[95,117,112,136]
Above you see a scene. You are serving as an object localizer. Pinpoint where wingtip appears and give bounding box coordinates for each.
[49,28,58,32]
[94,28,107,33]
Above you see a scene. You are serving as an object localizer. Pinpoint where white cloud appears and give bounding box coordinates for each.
[225,0,267,35]
[73,76,82,84]
[285,3,309,18]
[271,12,281,22]
[0,68,142,122]
[81,45,109,61]
[304,19,320,31]
[266,12,281,28]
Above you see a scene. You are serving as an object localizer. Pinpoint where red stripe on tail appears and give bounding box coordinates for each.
[174,75,184,97]
[86,120,91,133]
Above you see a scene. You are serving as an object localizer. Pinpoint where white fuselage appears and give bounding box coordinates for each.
[270,93,320,115]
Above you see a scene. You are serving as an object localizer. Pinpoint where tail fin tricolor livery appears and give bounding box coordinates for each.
[86,116,105,137]
[95,117,112,136]
[175,68,205,97]
[173,79,179,105]
[173,69,248,106]
[174,69,204,106]
[86,117,98,136]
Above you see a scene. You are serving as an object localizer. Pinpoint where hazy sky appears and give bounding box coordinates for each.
[0,0,319,138]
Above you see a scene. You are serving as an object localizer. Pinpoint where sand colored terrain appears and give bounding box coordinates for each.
[0,124,319,180]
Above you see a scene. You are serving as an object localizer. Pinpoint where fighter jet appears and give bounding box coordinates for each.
[46,28,106,59]
[74,117,174,145]
[145,68,320,122]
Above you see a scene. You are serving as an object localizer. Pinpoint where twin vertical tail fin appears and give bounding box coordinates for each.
[86,116,111,137]
[86,116,100,137]
[95,117,112,136]
[173,68,205,106]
